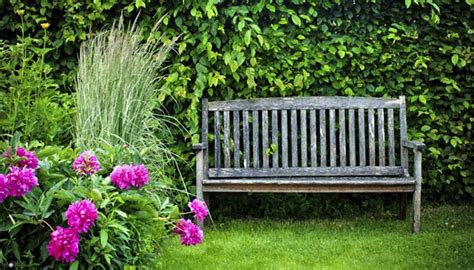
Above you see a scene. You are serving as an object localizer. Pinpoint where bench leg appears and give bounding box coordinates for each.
[412,150,422,233]
[398,193,407,220]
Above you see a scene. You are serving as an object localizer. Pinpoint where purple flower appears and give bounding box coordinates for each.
[6,166,38,197]
[47,226,80,263]
[65,199,98,233]
[16,147,39,169]
[0,174,8,203]
[110,164,149,190]
[72,151,100,176]
[173,219,203,246]
[188,199,208,222]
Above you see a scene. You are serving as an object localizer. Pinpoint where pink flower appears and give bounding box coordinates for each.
[16,147,39,169]
[110,164,149,190]
[6,166,38,197]
[47,226,80,263]
[131,164,149,188]
[174,219,203,246]
[73,151,100,176]
[0,174,8,202]
[65,199,98,233]
[188,199,208,222]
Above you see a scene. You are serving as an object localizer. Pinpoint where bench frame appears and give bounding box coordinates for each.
[193,96,425,233]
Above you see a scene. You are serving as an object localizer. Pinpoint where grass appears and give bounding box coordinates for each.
[158,204,474,269]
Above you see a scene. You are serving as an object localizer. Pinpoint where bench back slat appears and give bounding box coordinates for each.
[204,96,407,178]
[399,96,409,176]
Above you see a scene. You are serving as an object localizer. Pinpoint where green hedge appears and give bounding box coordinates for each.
[0,0,472,199]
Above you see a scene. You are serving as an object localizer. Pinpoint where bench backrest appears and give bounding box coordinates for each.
[201,96,409,179]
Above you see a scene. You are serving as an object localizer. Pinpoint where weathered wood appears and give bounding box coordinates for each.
[282,110,289,168]
[310,110,317,167]
[262,110,269,168]
[400,96,408,176]
[329,109,336,166]
[243,111,250,168]
[272,110,279,168]
[402,140,426,151]
[203,177,415,185]
[223,111,231,168]
[300,110,307,167]
[368,108,376,166]
[412,149,422,233]
[252,110,260,168]
[388,109,396,166]
[208,96,400,111]
[339,109,346,167]
[202,99,209,177]
[192,143,206,150]
[378,108,385,166]
[320,109,327,166]
[203,183,414,193]
[233,111,240,168]
[195,149,204,227]
[348,109,356,166]
[208,166,404,178]
[291,109,298,167]
[358,108,366,166]
[214,111,221,169]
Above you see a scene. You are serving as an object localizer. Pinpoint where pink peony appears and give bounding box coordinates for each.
[65,199,98,233]
[188,199,208,222]
[16,147,39,169]
[72,151,100,176]
[131,164,149,188]
[174,219,203,246]
[0,174,8,202]
[47,226,80,263]
[6,166,38,197]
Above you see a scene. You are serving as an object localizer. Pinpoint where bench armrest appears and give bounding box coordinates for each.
[402,140,426,151]
[192,143,206,151]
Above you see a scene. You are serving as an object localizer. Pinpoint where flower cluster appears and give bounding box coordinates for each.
[48,199,98,263]
[189,199,209,222]
[173,219,204,246]
[110,164,149,190]
[73,151,100,176]
[0,147,39,202]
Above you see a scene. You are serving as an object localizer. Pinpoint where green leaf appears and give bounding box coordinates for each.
[419,95,427,104]
[405,0,412,8]
[291,15,301,26]
[450,138,457,147]
[467,0,474,6]
[70,261,79,270]
[244,30,252,46]
[100,229,109,248]
[451,55,459,65]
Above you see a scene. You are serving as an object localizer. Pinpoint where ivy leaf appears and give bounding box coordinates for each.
[291,15,301,26]
[419,95,427,104]
[451,54,459,65]
[405,0,412,8]
[244,30,252,46]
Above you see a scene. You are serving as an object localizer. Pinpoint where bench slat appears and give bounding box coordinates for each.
[368,108,376,166]
[358,108,366,166]
[320,109,327,167]
[203,177,415,185]
[329,109,336,166]
[310,110,317,167]
[400,96,408,175]
[300,110,307,167]
[202,99,209,175]
[233,111,240,168]
[243,111,250,168]
[388,108,396,166]
[252,110,259,168]
[282,110,289,168]
[339,109,346,167]
[223,111,230,167]
[272,110,279,168]
[378,108,385,166]
[262,110,269,168]
[291,110,298,167]
[208,166,404,178]
[348,109,356,166]
[214,111,221,169]
[208,96,400,111]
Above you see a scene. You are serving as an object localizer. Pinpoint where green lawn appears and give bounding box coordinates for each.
[158,205,473,269]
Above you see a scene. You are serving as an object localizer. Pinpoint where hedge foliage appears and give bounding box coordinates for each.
[0,0,472,199]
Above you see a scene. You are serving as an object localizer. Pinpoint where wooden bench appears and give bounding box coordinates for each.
[193,96,426,232]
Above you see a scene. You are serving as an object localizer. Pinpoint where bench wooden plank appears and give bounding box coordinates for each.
[262,110,269,168]
[243,111,250,168]
[339,109,346,167]
[368,108,376,166]
[203,184,414,193]
[348,109,356,166]
[310,110,317,167]
[233,111,240,168]
[203,178,415,185]
[388,108,396,166]
[301,110,307,167]
[282,110,289,168]
[223,111,230,167]
[208,96,400,111]
[208,166,404,178]
[358,108,366,166]
[378,108,385,166]
[320,109,327,166]
[214,111,221,169]
[252,110,260,168]
[291,110,298,167]
[329,109,336,166]
[272,110,279,168]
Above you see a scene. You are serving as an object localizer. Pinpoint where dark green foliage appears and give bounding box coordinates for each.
[0,0,472,199]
